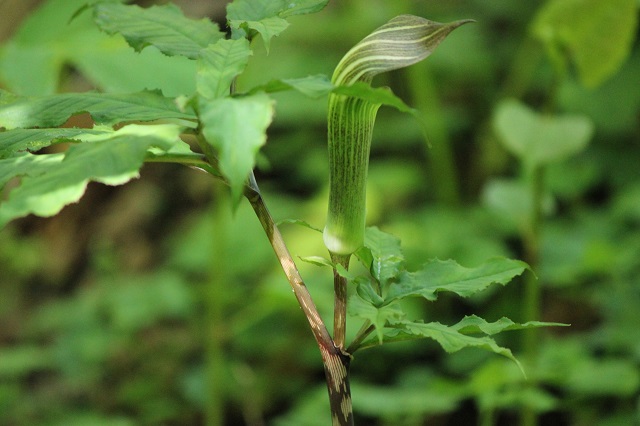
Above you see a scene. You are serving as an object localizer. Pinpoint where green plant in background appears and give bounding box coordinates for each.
[477,0,639,425]
[0,1,568,424]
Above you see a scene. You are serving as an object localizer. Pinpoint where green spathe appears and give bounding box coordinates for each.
[323,15,472,255]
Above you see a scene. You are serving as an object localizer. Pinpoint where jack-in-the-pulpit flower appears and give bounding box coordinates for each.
[324,15,473,255]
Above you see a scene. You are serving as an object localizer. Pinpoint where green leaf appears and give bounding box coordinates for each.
[365,320,524,373]
[226,0,328,51]
[249,74,333,98]
[276,218,322,232]
[451,315,568,335]
[493,99,593,168]
[227,0,328,21]
[92,3,224,59]
[363,226,404,285]
[200,93,274,206]
[0,91,196,129]
[0,128,110,159]
[0,152,64,189]
[532,0,638,87]
[385,257,529,304]
[197,39,253,100]
[231,17,290,53]
[332,83,420,117]
[0,124,184,227]
[0,0,196,97]
[298,256,333,268]
[348,291,405,344]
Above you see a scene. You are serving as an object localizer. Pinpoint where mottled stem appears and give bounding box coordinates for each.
[244,174,353,426]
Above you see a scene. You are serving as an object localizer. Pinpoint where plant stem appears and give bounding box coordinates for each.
[205,181,230,426]
[243,174,354,426]
[521,165,545,426]
[347,321,374,353]
[331,253,351,350]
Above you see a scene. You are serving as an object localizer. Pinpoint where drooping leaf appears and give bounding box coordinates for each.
[531,0,638,87]
[92,2,224,59]
[197,39,253,100]
[493,99,593,168]
[0,124,184,227]
[0,91,196,129]
[199,93,274,206]
[385,257,529,304]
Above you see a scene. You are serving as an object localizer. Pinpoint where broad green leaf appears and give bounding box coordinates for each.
[0,0,195,97]
[197,39,253,100]
[0,128,109,159]
[363,226,404,285]
[451,315,568,335]
[0,91,196,129]
[385,257,529,304]
[532,0,638,87]
[363,320,524,373]
[200,93,274,205]
[226,0,328,50]
[227,0,328,21]
[348,292,404,344]
[493,99,593,168]
[92,3,224,59]
[249,74,333,98]
[276,0,329,17]
[0,124,184,227]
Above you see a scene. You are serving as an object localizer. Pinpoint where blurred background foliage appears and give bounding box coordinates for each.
[0,0,639,425]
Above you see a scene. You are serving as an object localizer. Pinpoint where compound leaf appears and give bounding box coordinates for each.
[93,2,224,59]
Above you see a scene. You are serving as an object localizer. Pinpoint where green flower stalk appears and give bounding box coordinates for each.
[323,15,473,255]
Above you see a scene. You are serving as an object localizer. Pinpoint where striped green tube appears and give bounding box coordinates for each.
[323,15,473,255]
